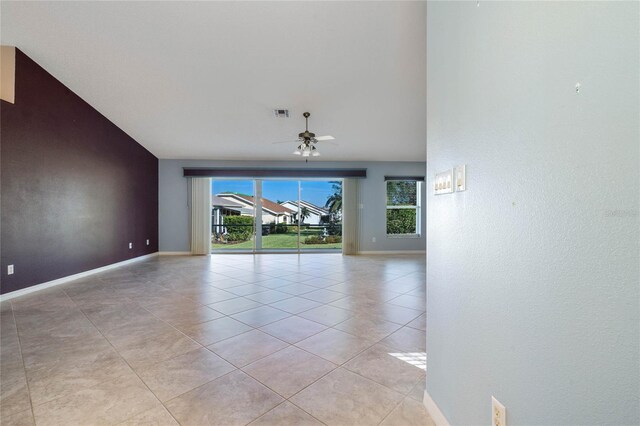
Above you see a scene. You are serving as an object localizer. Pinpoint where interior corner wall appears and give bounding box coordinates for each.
[158,159,426,253]
[426,2,639,424]
[0,49,159,294]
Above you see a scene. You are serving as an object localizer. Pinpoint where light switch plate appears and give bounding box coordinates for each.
[434,169,454,195]
[491,396,506,426]
[455,165,466,191]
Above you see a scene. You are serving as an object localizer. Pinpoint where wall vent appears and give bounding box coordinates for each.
[273,109,290,118]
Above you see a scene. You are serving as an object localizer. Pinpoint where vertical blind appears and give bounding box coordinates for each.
[190,178,212,255]
[342,178,360,255]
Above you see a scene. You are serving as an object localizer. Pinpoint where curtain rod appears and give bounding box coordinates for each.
[184,168,367,179]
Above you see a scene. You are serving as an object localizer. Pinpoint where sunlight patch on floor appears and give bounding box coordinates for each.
[389,352,426,370]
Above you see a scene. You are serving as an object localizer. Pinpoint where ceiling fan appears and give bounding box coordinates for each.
[273,112,335,158]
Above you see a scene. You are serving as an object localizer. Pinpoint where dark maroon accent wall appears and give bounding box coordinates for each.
[1,49,158,294]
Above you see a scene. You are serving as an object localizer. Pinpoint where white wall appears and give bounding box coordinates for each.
[426,1,639,424]
[159,160,426,253]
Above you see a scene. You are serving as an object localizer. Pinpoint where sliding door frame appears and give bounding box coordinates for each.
[210,177,342,254]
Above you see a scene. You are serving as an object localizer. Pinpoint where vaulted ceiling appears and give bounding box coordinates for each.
[1,1,426,161]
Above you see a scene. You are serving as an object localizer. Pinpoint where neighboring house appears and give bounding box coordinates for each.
[216,193,295,224]
[279,200,330,225]
[211,195,250,235]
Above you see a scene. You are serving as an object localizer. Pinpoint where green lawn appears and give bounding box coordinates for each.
[212,231,341,250]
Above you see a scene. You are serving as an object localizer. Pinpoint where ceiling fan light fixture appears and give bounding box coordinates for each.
[284,112,334,159]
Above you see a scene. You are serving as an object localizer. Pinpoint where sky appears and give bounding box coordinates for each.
[212,180,338,208]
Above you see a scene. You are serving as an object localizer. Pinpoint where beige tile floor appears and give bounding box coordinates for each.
[0,254,433,426]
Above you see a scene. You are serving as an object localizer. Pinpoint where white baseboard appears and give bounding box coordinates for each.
[358,250,426,255]
[423,391,451,426]
[0,252,158,301]
[158,251,191,256]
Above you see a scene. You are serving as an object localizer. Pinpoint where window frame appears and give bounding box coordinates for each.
[385,180,422,238]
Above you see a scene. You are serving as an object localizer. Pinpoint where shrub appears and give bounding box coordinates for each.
[303,235,342,245]
[223,215,253,242]
[386,209,417,235]
[303,236,322,244]
[266,223,288,234]
[326,222,342,236]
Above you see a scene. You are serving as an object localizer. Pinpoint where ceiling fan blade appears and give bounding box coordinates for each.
[315,135,335,141]
[271,140,299,144]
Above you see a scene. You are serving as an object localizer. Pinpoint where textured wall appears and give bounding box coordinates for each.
[426,2,639,424]
[158,160,426,253]
[1,49,158,294]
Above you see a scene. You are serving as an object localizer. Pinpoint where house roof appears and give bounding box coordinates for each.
[280,200,329,215]
[211,195,243,208]
[217,193,295,215]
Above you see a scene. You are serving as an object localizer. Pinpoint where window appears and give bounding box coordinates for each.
[386,180,421,236]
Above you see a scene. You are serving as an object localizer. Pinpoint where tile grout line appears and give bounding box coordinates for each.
[240,356,338,424]
[204,300,415,423]
[63,287,184,426]
[76,292,207,367]
[376,395,406,425]
[245,400,329,426]
[158,368,240,412]
[7,300,37,425]
[9,288,139,416]
[5,254,425,425]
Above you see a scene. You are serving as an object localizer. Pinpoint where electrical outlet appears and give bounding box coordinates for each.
[8,265,14,275]
[128,242,133,249]
[492,396,506,426]
[146,239,150,246]
[372,237,376,243]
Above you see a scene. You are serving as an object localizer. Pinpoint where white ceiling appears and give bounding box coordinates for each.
[1,1,426,161]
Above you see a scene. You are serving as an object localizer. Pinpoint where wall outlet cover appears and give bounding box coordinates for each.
[8,265,14,275]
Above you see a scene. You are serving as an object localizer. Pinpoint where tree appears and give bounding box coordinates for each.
[324,181,342,216]
[299,206,311,224]
[324,181,343,235]
[386,181,417,206]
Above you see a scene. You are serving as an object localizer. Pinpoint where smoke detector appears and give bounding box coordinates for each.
[273,109,290,118]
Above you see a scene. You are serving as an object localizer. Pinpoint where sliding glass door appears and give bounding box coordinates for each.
[211,179,256,252]
[261,180,300,251]
[299,180,342,251]
[211,178,342,253]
